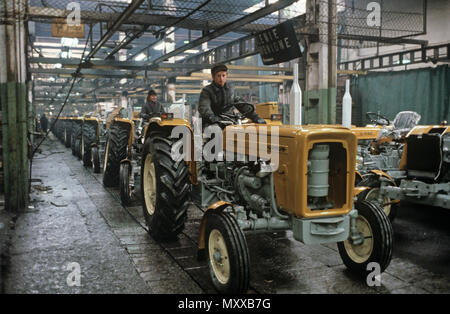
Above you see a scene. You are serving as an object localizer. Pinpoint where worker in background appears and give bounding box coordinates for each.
[40,113,48,133]
[198,63,266,127]
[140,89,165,121]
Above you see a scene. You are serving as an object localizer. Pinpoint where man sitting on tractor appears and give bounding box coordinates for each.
[140,89,165,121]
[198,64,266,128]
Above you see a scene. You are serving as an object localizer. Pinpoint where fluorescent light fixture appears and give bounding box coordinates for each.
[185,49,199,54]
[244,0,278,13]
[153,42,165,51]
[60,51,72,58]
[61,37,79,48]
[134,53,147,61]
[184,40,190,44]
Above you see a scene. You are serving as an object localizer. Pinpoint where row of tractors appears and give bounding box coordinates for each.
[49,104,449,294]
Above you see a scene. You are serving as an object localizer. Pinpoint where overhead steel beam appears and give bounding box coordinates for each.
[27,6,270,33]
[29,57,147,70]
[85,0,146,60]
[29,67,170,79]
[29,57,293,73]
[106,24,150,58]
[147,0,298,67]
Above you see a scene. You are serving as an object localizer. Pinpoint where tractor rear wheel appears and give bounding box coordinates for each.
[102,123,129,187]
[357,175,398,221]
[82,123,97,167]
[141,133,190,240]
[338,200,393,277]
[91,146,101,173]
[64,123,71,148]
[71,123,81,157]
[120,162,132,206]
[205,210,250,294]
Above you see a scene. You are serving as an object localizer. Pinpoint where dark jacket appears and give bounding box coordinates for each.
[198,82,258,125]
[40,115,48,132]
[140,101,165,119]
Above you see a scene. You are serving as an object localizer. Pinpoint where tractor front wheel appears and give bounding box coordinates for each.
[338,200,393,277]
[205,210,250,294]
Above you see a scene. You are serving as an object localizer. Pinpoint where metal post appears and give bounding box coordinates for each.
[0,0,29,211]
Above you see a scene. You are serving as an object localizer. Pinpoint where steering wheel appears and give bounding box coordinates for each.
[366,112,390,126]
[233,102,255,116]
[218,113,239,125]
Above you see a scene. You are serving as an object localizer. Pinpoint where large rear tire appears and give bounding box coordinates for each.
[338,200,393,277]
[83,122,97,167]
[120,162,132,206]
[64,122,71,148]
[71,122,82,157]
[141,133,191,240]
[205,210,250,294]
[91,146,101,173]
[102,123,129,187]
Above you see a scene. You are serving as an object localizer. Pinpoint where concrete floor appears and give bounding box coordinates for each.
[2,134,449,294]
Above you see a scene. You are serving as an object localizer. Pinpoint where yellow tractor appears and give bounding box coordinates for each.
[354,111,421,221]
[139,104,393,294]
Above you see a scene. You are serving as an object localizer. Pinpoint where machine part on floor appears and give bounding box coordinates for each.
[103,122,130,187]
[140,131,191,240]
[337,200,393,277]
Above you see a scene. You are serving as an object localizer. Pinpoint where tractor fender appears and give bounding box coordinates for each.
[144,119,197,184]
[353,186,370,197]
[120,158,131,165]
[368,170,397,186]
[111,118,135,159]
[197,201,233,261]
[143,118,193,140]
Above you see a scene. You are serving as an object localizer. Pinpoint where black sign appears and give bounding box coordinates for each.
[255,20,302,65]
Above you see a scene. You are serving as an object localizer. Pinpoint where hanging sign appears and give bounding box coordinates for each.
[52,18,85,38]
[255,20,302,65]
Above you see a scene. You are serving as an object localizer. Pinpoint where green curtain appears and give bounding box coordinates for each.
[351,65,450,126]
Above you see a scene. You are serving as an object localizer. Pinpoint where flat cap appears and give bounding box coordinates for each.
[211,64,228,75]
